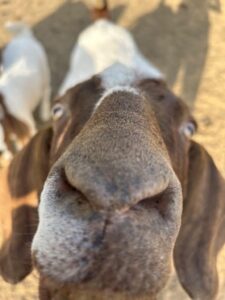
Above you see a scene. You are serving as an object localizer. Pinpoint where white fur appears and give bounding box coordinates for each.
[95,84,139,111]
[0,22,51,146]
[58,20,162,96]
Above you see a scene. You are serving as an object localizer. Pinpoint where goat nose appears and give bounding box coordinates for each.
[58,158,172,212]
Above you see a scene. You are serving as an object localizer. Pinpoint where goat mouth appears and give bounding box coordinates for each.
[54,165,177,216]
[32,173,182,296]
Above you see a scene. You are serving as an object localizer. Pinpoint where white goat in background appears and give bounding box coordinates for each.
[0,22,51,159]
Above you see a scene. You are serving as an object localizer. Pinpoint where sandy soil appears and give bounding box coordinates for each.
[0,0,225,299]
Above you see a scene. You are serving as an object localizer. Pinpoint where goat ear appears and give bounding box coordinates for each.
[0,127,52,283]
[174,141,225,299]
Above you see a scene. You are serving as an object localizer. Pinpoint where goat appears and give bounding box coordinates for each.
[0,3,225,300]
[0,22,51,160]
[58,3,161,96]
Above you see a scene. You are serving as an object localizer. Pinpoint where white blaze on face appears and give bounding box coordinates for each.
[94,84,140,111]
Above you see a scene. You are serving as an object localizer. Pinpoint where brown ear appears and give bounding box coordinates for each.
[174,141,225,300]
[0,127,52,283]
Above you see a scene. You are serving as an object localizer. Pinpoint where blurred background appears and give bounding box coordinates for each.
[0,0,224,299]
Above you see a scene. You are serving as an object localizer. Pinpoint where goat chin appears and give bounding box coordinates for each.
[39,278,158,300]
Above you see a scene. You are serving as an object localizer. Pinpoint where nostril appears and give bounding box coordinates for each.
[58,169,77,193]
[59,169,87,206]
[134,187,172,217]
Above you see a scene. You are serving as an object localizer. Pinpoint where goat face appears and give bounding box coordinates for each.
[31,65,196,297]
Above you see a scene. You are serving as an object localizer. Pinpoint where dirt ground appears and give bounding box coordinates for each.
[0,0,225,299]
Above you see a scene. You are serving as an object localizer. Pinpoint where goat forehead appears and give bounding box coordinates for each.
[100,63,159,90]
[94,63,145,110]
[94,86,140,111]
[100,63,138,90]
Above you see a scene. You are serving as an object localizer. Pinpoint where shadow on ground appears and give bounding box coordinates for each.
[130,0,212,107]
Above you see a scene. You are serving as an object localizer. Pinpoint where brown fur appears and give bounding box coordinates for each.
[91,7,110,20]
[174,141,225,299]
[0,128,52,283]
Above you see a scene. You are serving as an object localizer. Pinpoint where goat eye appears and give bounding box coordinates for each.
[51,104,64,121]
[181,122,196,138]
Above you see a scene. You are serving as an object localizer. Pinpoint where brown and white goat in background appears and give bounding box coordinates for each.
[0,1,225,300]
[0,22,51,162]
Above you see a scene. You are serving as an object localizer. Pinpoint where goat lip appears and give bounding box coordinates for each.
[32,172,182,294]
[32,191,180,294]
